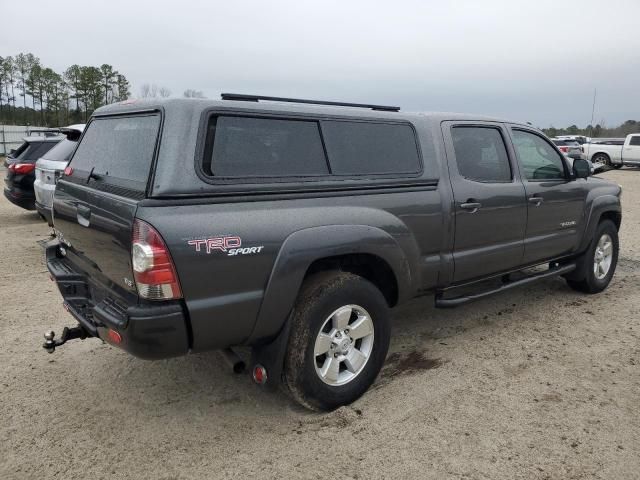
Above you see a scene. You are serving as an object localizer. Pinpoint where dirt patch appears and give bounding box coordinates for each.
[382,350,444,378]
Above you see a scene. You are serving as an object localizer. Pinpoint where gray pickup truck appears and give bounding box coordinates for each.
[44,95,622,410]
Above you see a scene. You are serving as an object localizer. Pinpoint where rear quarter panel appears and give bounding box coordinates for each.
[136,189,444,351]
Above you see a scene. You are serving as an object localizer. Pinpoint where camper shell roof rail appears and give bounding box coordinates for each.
[220,93,401,112]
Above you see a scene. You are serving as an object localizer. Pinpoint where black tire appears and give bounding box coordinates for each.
[283,271,390,411]
[592,153,611,167]
[566,220,618,293]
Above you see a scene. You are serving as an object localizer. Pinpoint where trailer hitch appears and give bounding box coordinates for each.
[42,326,90,353]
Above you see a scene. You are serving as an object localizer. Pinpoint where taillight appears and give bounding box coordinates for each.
[8,163,35,174]
[132,219,182,300]
[63,166,73,176]
[559,146,568,153]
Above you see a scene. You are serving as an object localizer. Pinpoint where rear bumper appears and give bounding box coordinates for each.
[3,187,36,210]
[33,178,55,210]
[46,240,190,359]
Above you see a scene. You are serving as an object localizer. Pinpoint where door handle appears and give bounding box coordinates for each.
[460,202,481,213]
[528,196,544,206]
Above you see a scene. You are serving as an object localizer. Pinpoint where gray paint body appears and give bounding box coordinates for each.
[51,99,622,356]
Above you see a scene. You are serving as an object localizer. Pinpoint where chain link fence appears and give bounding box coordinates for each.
[1,125,60,156]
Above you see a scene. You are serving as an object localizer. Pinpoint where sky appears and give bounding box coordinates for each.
[3,0,640,128]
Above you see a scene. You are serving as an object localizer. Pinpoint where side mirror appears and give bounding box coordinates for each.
[9,148,16,155]
[573,158,590,179]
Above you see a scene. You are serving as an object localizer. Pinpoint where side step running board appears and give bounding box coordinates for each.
[435,263,576,308]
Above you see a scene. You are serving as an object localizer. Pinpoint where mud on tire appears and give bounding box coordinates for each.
[566,219,619,294]
[282,271,390,411]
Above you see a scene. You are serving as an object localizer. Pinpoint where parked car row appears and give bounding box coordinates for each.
[3,125,84,222]
[4,135,63,210]
[550,138,601,174]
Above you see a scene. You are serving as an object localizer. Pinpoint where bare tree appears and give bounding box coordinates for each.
[184,89,206,98]
[139,83,157,98]
[139,83,171,99]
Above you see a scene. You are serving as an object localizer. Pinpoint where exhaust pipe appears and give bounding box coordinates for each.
[219,348,246,374]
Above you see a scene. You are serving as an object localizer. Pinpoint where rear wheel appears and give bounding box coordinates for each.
[283,272,390,411]
[592,153,611,167]
[566,220,618,293]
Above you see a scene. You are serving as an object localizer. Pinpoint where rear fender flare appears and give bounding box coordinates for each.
[247,225,413,344]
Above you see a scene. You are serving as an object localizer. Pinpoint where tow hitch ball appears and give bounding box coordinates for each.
[42,326,89,353]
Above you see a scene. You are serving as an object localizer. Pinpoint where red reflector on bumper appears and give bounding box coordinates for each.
[106,329,122,345]
[252,364,268,384]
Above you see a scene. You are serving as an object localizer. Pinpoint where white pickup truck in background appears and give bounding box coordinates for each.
[583,134,640,168]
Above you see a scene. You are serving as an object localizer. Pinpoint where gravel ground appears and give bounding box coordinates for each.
[1,168,639,480]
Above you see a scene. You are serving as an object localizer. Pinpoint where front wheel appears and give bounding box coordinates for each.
[566,220,619,293]
[283,272,390,411]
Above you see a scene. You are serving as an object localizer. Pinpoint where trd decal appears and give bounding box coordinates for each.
[188,236,241,253]
[187,236,264,256]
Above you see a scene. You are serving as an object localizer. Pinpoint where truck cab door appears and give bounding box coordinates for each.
[509,127,588,265]
[443,122,527,283]
[623,135,640,164]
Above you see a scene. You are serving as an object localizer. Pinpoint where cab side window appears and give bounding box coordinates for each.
[451,126,511,182]
[512,130,566,180]
[629,136,640,146]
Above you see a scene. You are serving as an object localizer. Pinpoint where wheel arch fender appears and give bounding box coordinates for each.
[590,150,611,161]
[578,194,621,253]
[247,225,414,344]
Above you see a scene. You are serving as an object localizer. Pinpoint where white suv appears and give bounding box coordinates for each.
[34,125,85,226]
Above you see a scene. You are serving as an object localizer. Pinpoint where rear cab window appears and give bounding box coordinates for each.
[201,114,422,181]
[67,114,161,196]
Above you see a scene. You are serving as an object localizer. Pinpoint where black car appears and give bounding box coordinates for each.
[44,95,621,410]
[3,135,62,210]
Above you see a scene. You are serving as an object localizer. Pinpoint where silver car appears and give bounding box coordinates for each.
[552,138,585,158]
[34,124,85,226]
